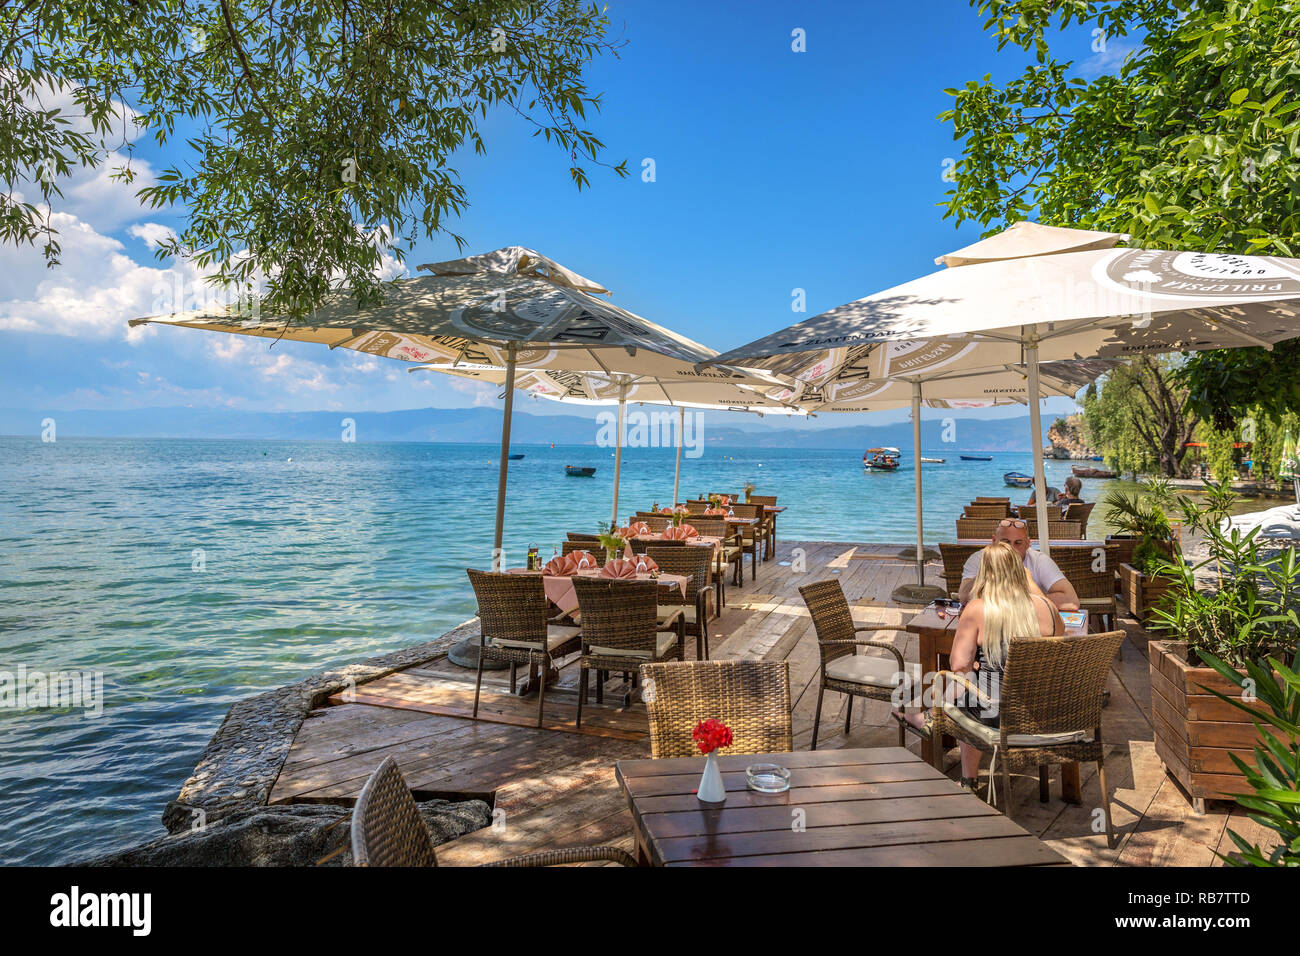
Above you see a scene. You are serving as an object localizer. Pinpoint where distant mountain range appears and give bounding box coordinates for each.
[0,405,1047,451]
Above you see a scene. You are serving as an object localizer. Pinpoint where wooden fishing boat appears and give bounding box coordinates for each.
[1072,465,1117,479]
[564,465,596,477]
[507,453,525,460]
[960,454,993,461]
[1004,471,1034,488]
[920,457,946,464]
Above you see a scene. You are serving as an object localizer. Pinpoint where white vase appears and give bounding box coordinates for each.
[697,751,726,805]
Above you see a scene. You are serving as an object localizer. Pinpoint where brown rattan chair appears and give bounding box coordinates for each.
[688,517,742,606]
[639,660,792,758]
[963,503,1011,519]
[647,544,715,660]
[974,496,1011,505]
[1053,544,1119,630]
[573,577,684,727]
[466,569,582,728]
[351,757,637,867]
[1064,501,1096,537]
[928,630,1125,847]
[566,531,601,544]
[799,579,917,749]
[731,502,765,577]
[562,540,607,566]
[938,542,983,597]
[955,517,1002,540]
[1020,517,1083,540]
[627,535,684,555]
[748,494,778,554]
[685,499,709,515]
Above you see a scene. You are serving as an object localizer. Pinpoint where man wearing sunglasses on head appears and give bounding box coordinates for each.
[957,518,1080,611]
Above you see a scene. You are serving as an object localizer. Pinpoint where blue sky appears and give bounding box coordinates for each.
[0,0,1131,427]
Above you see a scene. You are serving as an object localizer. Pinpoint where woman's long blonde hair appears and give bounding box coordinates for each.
[972,541,1040,669]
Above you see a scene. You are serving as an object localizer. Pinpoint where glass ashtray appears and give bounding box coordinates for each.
[745,763,791,793]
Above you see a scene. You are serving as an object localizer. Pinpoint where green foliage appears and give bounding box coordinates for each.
[1080,357,1197,476]
[1103,484,1173,574]
[2,1,625,319]
[1150,478,1300,667]
[943,0,1300,429]
[1197,651,1300,867]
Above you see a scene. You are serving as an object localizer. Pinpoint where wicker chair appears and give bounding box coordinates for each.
[748,494,778,554]
[351,757,637,867]
[638,515,670,533]
[573,577,685,727]
[938,542,983,597]
[639,660,792,759]
[928,631,1125,846]
[1064,501,1096,536]
[647,544,715,660]
[689,517,742,606]
[627,535,684,555]
[974,496,1011,505]
[963,503,1011,519]
[562,540,607,566]
[731,502,765,577]
[955,517,1002,540]
[1053,544,1119,630]
[466,570,582,728]
[566,531,601,544]
[799,579,918,749]
[1020,517,1083,540]
[685,499,709,515]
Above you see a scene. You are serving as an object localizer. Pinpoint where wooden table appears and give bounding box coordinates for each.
[904,605,1083,803]
[615,747,1069,866]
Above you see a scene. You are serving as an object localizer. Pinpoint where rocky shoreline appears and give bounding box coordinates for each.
[80,617,490,866]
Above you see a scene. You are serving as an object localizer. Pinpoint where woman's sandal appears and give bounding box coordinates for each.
[890,710,933,741]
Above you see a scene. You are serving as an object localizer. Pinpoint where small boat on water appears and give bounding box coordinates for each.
[565,465,596,477]
[1072,465,1117,479]
[863,447,901,471]
[1004,471,1034,488]
[961,454,993,461]
[508,453,525,460]
[920,457,946,464]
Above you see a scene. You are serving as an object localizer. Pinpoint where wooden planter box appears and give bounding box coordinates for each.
[1118,562,1177,624]
[1150,640,1271,812]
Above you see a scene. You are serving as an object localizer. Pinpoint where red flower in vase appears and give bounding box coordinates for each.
[692,718,733,755]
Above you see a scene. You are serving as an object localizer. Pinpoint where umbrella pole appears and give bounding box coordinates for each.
[1026,334,1052,559]
[673,405,684,506]
[449,342,517,670]
[611,385,627,529]
[912,381,925,585]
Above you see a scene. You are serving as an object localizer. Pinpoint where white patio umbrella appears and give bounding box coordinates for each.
[711,228,1300,556]
[409,361,805,525]
[129,247,743,667]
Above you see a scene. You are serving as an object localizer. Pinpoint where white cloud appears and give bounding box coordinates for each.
[1077,39,1140,80]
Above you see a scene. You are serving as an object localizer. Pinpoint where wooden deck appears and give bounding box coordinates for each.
[268,540,1274,866]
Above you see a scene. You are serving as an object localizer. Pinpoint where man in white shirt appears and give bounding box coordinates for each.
[958,518,1080,610]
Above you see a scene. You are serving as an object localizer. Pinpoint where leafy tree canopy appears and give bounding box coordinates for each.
[941,0,1300,429]
[2,0,625,319]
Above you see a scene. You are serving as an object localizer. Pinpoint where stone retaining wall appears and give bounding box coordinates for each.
[161,618,481,833]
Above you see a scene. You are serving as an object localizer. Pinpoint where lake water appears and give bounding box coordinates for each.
[0,436,1128,864]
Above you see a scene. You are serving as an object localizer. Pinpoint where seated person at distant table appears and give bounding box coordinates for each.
[957,518,1080,611]
[1056,475,1085,512]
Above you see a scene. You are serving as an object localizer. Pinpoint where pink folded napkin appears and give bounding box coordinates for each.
[662,524,698,540]
[600,558,639,579]
[704,508,726,516]
[542,555,570,576]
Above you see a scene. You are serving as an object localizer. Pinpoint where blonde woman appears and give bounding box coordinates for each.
[893,541,1062,791]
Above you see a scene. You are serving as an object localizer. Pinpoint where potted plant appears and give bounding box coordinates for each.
[1146,479,1300,812]
[1104,485,1178,622]
[597,524,627,564]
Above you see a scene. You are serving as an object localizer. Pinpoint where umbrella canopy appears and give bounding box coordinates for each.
[127,247,735,667]
[711,231,1300,555]
[935,220,1128,268]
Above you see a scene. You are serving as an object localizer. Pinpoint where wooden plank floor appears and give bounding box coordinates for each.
[268,540,1275,866]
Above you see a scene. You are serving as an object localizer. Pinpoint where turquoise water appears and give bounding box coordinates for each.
[0,436,1115,864]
